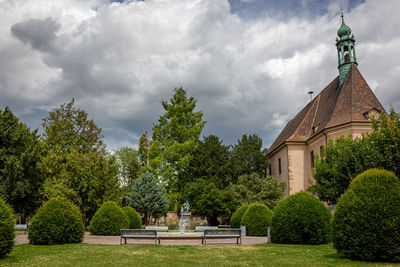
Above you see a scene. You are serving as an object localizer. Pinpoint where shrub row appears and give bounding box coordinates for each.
[233,169,400,263]
[0,197,14,258]
[234,193,331,244]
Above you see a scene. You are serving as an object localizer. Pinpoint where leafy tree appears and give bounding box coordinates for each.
[115,147,141,187]
[230,173,285,209]
[149,87,206,192]
[311,107,400,204]
[230,134,269,182]
[182,179,238,225]
[0,107,43,223]
[311,135,365,204]
[42,98,105,155]
[43,150,120,225]
[40,100,120,225]
[124,172,168,225]
[182,135,231,189]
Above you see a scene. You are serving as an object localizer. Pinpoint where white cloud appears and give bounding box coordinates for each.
[0,0,399,149]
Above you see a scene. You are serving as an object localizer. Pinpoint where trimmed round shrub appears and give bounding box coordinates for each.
[28,197,84,245]
[122,206,142,229]
[240,204,272,236]
[271,191,331,244]
[332,169,400,262]
[230,204,249,228]
[89,201,128,235]
[0,197,14,258]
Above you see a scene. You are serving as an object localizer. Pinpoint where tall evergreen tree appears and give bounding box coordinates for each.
[182,135,231,189]
[230,134,268,182]
[0,107,43,223]
[149,87,206,192]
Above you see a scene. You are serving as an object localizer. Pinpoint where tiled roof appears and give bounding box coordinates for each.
[267,64,386,155]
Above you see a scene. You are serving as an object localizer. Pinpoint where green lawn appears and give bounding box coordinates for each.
[0,243,396,267]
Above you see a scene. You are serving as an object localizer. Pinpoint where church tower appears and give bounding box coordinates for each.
[336,14,357,85]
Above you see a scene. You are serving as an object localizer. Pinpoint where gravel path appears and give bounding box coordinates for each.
[15,233,268,246]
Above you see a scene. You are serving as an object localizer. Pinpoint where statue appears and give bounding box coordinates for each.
[183,201,190,214]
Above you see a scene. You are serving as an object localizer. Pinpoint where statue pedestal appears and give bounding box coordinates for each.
[181,212,191,222]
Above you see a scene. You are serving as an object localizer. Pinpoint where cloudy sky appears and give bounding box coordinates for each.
[0,0,399,150]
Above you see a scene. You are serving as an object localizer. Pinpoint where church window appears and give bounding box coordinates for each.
[278,158,281,174]
[310,151,315,168]
[320,145,324,157]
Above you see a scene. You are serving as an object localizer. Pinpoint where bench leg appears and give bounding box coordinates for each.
[120,236,122,245]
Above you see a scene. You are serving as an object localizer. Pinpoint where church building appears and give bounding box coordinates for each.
[266,16,386,195]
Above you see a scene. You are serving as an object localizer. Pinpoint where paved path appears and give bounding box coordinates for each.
[15,233,268,246]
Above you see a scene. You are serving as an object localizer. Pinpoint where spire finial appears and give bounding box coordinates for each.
[340,1,344,19]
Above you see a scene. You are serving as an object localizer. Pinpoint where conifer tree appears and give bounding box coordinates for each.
[149,87,206,192]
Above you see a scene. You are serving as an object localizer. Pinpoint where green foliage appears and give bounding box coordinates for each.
[0,107,43,222]
[240,204,272,236]
[28,197,84,245]
[271,192,331,244]
[149,87,206,192]
[115,147,141,186]
[230,134,269,182]
[230,173,285,209]
[0,197,14,258]
[40,100,120,226]
[41,99,105,154]
[182,135,231,189]
[124,172,168,224]
[89,201,128,235]
[332,169,400,262]
[230,204,249,228]
[122,206,141,229]
[311,107,400,204]
[183,179,237,225]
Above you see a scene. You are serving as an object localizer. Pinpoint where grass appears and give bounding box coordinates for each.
[0,243,397,267]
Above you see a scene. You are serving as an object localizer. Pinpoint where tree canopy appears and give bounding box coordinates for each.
[311,107,400,204]
[230,173,285,209]
[230,134,268,182]
[40,100,120,225]
[182,135,231,189]
[182,179,237,225]
[149,87,206,192]
[124,172,168,225]
[0,107,43,222]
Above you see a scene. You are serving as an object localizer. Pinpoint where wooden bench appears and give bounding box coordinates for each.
[202,229,242,245]
[14,224,28,234]
[195,226,218,231]
[145,226,168,231]
[120,229,160,245]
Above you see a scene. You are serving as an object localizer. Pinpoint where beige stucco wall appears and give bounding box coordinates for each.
[268,146,289,195]
[287,144,308,195]
[268,122,374,195]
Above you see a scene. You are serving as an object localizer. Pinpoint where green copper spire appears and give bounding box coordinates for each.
[337,16,352,38]
[336,14,357,85]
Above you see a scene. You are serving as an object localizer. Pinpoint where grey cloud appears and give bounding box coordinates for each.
[11,17,61,52]
[1,0,399,151]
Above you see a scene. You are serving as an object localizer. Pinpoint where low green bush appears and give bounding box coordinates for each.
[122,206,141,229]
[271,191,331,244]
[240,204,272,236]
[89,201,128,235]
[28,197,84,245]
[230,204,249,228]
[0,197,14,259]
[332,169,400,262]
